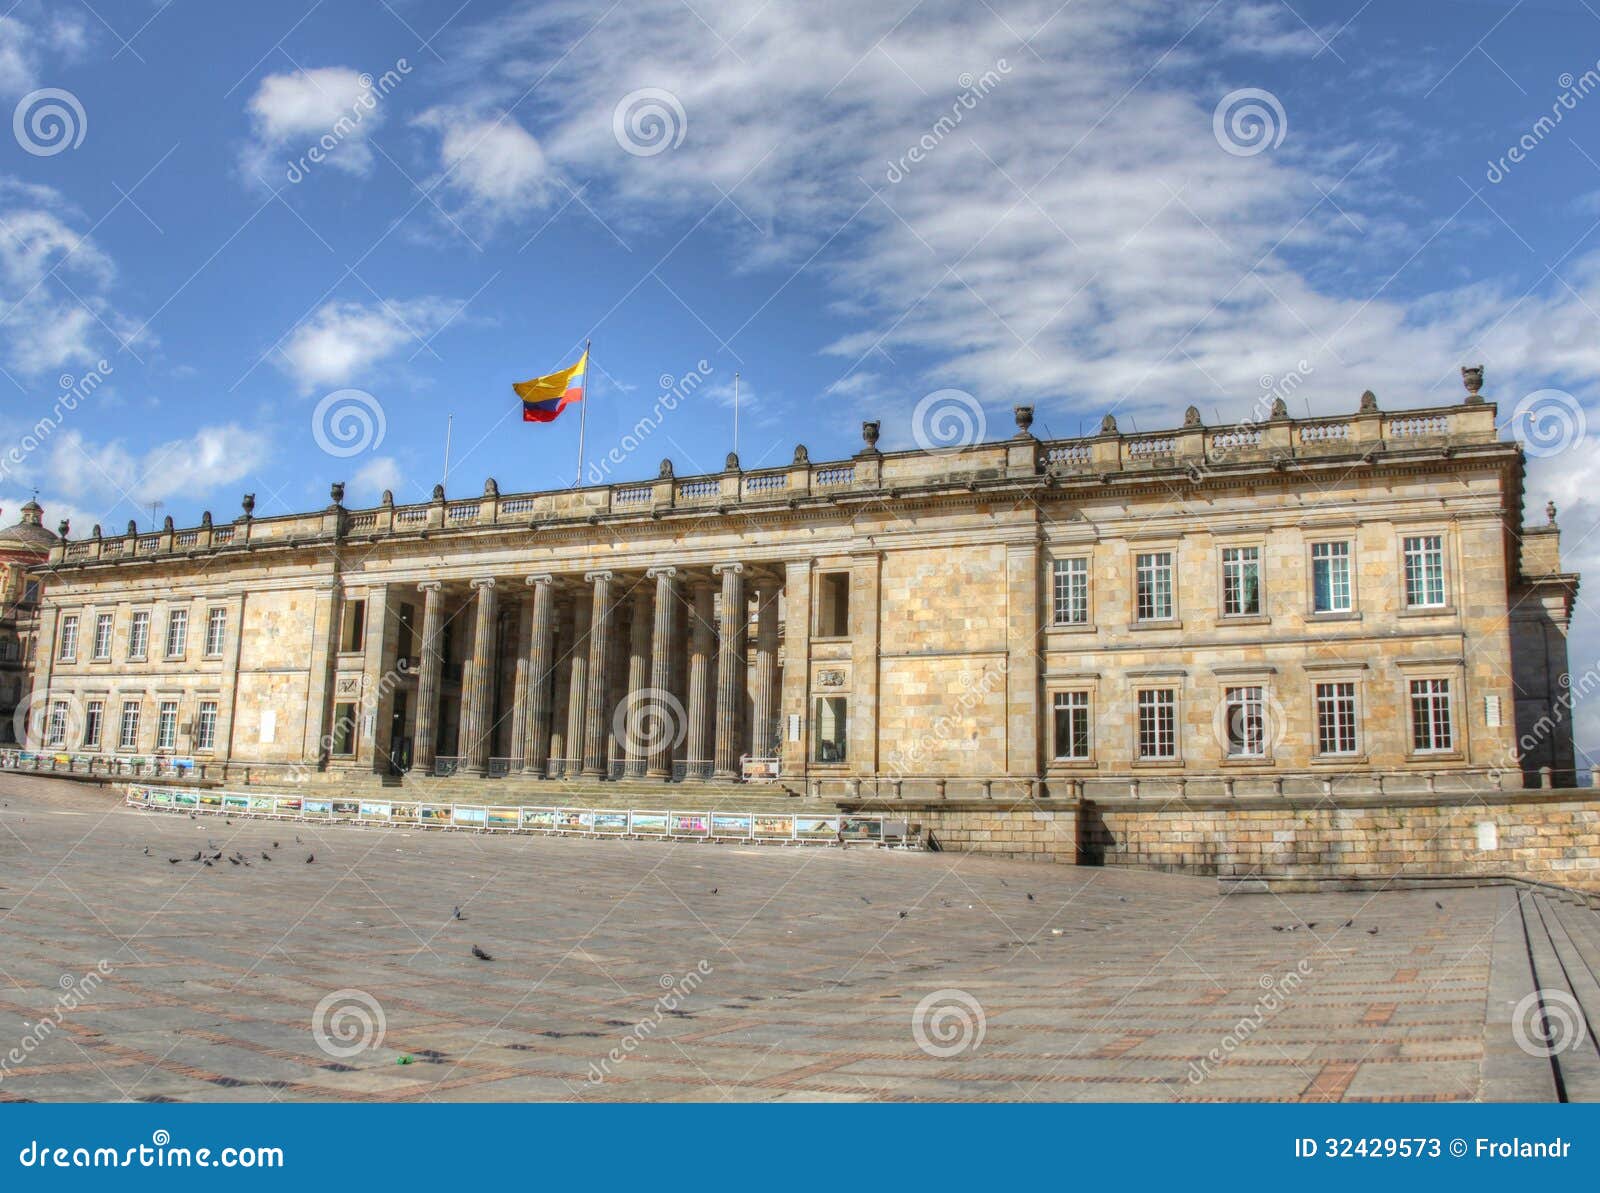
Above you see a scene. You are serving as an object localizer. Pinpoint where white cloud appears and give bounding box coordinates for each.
[0,8,89,98]
[241,67,386,184]
[275,297,459,394]
[351,455,404,501]
[416,109,557,224]
[37,424,270,518]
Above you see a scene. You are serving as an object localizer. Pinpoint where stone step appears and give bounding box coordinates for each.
[1526,893,1600,1101]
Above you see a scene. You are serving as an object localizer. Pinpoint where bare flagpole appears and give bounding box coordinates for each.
[575,339,591,487]
[733,371,740,457]
[443,413,453,489]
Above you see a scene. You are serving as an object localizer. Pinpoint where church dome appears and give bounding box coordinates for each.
[0,500,59,551]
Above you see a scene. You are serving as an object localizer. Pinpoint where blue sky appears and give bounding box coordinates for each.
[6,0,1600,740]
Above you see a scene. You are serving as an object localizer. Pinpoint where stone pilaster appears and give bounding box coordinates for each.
[357,584,392,771]
[521,575,556,775]
[507,593,534,767]
[686,579,715,779]
[581,571,613,777]
[411,581,444,771]
[646,567,678,779]
[752,576,781,759]
[713,562,746,780]
[1005,539,1041,780]
[849,552,880,777]
[624,584,653,775]
[459,578,498,775]
[779,561,810,777]
[302,581,339,770]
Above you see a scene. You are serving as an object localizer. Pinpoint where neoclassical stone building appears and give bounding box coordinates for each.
[1,500,55,745]
[19,378,1581,802]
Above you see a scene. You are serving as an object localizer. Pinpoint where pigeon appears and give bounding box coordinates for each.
[225,819,233,826]
[1367,926,1380,935]
[898,911,908,919]
[168,857,182,864]
[191,850,201,862]
[203,859,213,867]
[295,835,302,844]
[273,841,280,849]
[1306,922,1318,929]
[1343,919,1354,928]
[1026,893,1035,902]
[143,846,150,856]
[261,852,271,861]
[452,906,465,920]
[858,895,871,904]
[305,853,315,864]
[228,856,241,866]
[471,945,493,961]
[1434,901,1443,910]
[1118,896,1128,902]
[709,887,718,895]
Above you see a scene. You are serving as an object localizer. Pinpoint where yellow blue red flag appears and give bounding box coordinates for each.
[514,349,588,423]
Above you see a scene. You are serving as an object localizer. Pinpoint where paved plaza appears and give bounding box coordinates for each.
[0,773,1590,1102]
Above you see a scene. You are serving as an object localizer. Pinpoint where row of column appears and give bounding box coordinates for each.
[407,565,783,780]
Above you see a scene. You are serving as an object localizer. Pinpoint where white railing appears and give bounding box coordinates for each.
[1299,421,1350,443]
[614,486,651,505]
[815,466,854,486]
[1388,415,1450,438]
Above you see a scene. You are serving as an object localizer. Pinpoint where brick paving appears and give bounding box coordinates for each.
[0,773,1567,1102]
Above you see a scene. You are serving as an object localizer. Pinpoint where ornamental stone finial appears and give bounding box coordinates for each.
[1359,389,1378,413]
[861,420,881,452]
[127,519,137,536]
[91,523,102,539]
[163,514,174,532]
[330,481,345,508]
[201,511,212,528]
[725,451,741,472]
[431,483,445,502]
[1269,397,1288,419]
[1548,501,1558,527]
[58,519,70,540]
[484,477,499,497]
[381,489,393,507]
[793,444,809,464]
[1099,413,1118,435]
[1183,405,1202,428]
[241,493,255,519]
[1461,364,1485,402]
[658,458,674,479]
[1013,405,1035,438]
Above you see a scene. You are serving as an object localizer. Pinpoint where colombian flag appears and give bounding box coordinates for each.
[514,348,588,423]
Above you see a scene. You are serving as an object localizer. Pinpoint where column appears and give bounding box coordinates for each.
[507,593,534,768]
[581,571,613,777]
[646,567,678,779]
[752,577,781,759]
[359,583,394,772]
[713,562,746,780]
[624,584,653,776]
[459,578,497,775]
[779,561,810,777]
[302,582,339,769]
[521,575,557,775]
[411,581,444,771]
[849,552,881,778]
[561,595,589,776]
[686,579,715,780]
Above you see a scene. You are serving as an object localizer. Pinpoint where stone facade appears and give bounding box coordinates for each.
[0,501,55,745]
[16,385,1582,806]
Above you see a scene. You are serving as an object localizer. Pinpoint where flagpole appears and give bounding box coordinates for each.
[574,338,591,487]
[443,413,453,489]
[733,371,740,457]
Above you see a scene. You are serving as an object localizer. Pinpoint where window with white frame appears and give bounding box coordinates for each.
[1136,689,1177,759]
[195,700,218,751]
[1051,558,1089,625]
[1221,546,1261,616]
[92,613,114,660]
[156,700,178,750]
[128,610,150,659]
[1315,682,1358,755]
[1052,691,1090,759]
[1409,678,1454,752]
[57,614,78,661]
[118,701,141,750]
[1135,552,1174,621]
[1222,686,1266,757]
[45,700,68,747]
[1403,535,1446,608]
[1311,541,1352,613]
[164,608,188,659]
[205,607,227,657]
[83,700,103,749]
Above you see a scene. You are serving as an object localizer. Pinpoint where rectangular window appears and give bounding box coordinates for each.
[195,700,218,751]
[814,696,848,763]
[83,700,103,749]
[1135,552,1174,622]
[1136,689,1177,759]
[329,701,357,756]
[57,614,78,661]
[1221,546,1261,616]
[23,579,39,604]
[1403,535,1446,608]
[205,607,227,657]
[128,611,150,659]
[1316,682,1358,755]
[1311,541,1352,613]
[1052,691,1090,759]
[1410,678,1454,752]
[118,701,140,750]
[1051,558,1089,625]
[92,613,114,660]
[1223,686,1266,757]
[156,700,178,750]
[165,608,188,659]
[46,700,68,747]
[341,600,366,652]
[815,573,850,637]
